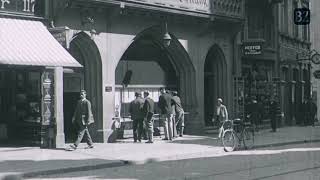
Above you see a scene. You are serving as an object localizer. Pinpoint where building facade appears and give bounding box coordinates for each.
[48,0,245,144]
[278,0,311,126]
[240,0,312,127]
[310,0,320,122]
[0,0,81,148]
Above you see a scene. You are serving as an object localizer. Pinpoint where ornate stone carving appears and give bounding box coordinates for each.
[212,0,243,17]
[42,70,54,126]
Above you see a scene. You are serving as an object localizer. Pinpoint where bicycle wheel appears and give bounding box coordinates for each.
[222,130,236,152]
[243,128,254,149]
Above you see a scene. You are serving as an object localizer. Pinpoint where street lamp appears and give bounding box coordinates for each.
[163,22,171,48]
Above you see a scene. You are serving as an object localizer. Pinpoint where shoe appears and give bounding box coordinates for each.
[134,140,137,143]
[145,141,153,143]
[162,138,169,140]
[85,145,94,149]
[66,144,77,151]
[179,134,183,137]
[138,139,142,143]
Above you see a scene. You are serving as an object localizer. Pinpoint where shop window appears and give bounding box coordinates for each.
[15,71,41,123]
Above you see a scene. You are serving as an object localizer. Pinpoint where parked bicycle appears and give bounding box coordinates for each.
[221,118,255,152]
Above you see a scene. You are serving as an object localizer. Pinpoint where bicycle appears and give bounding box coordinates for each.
[221,118,255,152]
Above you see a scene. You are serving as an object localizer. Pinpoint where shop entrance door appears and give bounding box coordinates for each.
[63,72,84,143]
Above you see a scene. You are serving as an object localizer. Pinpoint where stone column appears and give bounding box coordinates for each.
[54,67,65,148]
[41,68,55,148]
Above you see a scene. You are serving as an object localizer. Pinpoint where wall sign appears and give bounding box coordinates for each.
[243,43,262,55]
[123,0,210,13]
[0,0,36,14]
[105,86,112,92]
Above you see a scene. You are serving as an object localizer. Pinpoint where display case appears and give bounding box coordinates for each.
[13,71,42,145]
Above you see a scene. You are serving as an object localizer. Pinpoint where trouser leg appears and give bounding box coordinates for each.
[163,114,169,139]
[84,126,93,146]
[172,115,177,138]
[132,120,138,142]
[178,112,185,136]
[146,115,154,142]
[167,114,173,140]
[137,119,143,141]
[74,125,86,147]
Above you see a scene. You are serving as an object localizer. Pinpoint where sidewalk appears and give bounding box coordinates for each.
[0,126,319,179]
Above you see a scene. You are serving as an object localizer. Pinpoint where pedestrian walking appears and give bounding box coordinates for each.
[172,91,185,137]
[129,91,145,142]
[68,90,94,150]
[215,98,228,138]
[304,98,317,126]
[158,87,174,141]
[269,96,280,132]
[247,97,259,131]
[142,91,155,143]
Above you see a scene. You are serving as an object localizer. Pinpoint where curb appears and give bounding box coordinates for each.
[22,161,128,178]
[254,139,320,149]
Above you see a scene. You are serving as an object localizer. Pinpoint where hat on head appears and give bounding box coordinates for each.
[80,90,86,94]
[143,90,150,96]
[135,91,142,97]
[217,98,223,103]
[173,91,178,95]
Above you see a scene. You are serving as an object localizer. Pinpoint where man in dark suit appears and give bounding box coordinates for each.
[143,91,155,143]
[158,87,173,140]
[129,92,145,142]
[68,90,94,150]
[270,96,280,132]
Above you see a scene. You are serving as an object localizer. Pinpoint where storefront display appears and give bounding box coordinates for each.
[0,70,42,145]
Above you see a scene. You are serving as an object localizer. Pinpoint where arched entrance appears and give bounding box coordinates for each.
[64,32,103,142]
[204,45,227,126]
[115,26,198,133]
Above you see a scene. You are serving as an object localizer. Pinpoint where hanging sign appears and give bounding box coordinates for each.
[123,0,210,13]
[243,42,263,55]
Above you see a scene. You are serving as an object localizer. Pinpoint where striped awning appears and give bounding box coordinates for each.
[0,17,82,68]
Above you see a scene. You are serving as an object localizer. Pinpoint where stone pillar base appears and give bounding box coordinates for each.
[55,133,65,149]
[184,113,204,135]
[96,129,117,143]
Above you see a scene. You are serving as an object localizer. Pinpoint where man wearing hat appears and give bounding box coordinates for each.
[129,91,145,142]
[171,91,185,137]
[143,91,155,143]
[215,98,228,138]
[68,90,94,150]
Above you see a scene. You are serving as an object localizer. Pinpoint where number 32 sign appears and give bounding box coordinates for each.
[294,8,310,25]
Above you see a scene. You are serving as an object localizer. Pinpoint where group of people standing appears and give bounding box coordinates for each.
[129,87,185,143]
[129,91,155,143]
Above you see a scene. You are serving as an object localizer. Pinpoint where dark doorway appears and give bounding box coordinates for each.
[204,45,227,126]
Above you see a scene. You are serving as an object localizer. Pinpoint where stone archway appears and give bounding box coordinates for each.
[115,25,200,133]
[66,32,103,142]
[204,44,227,126]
